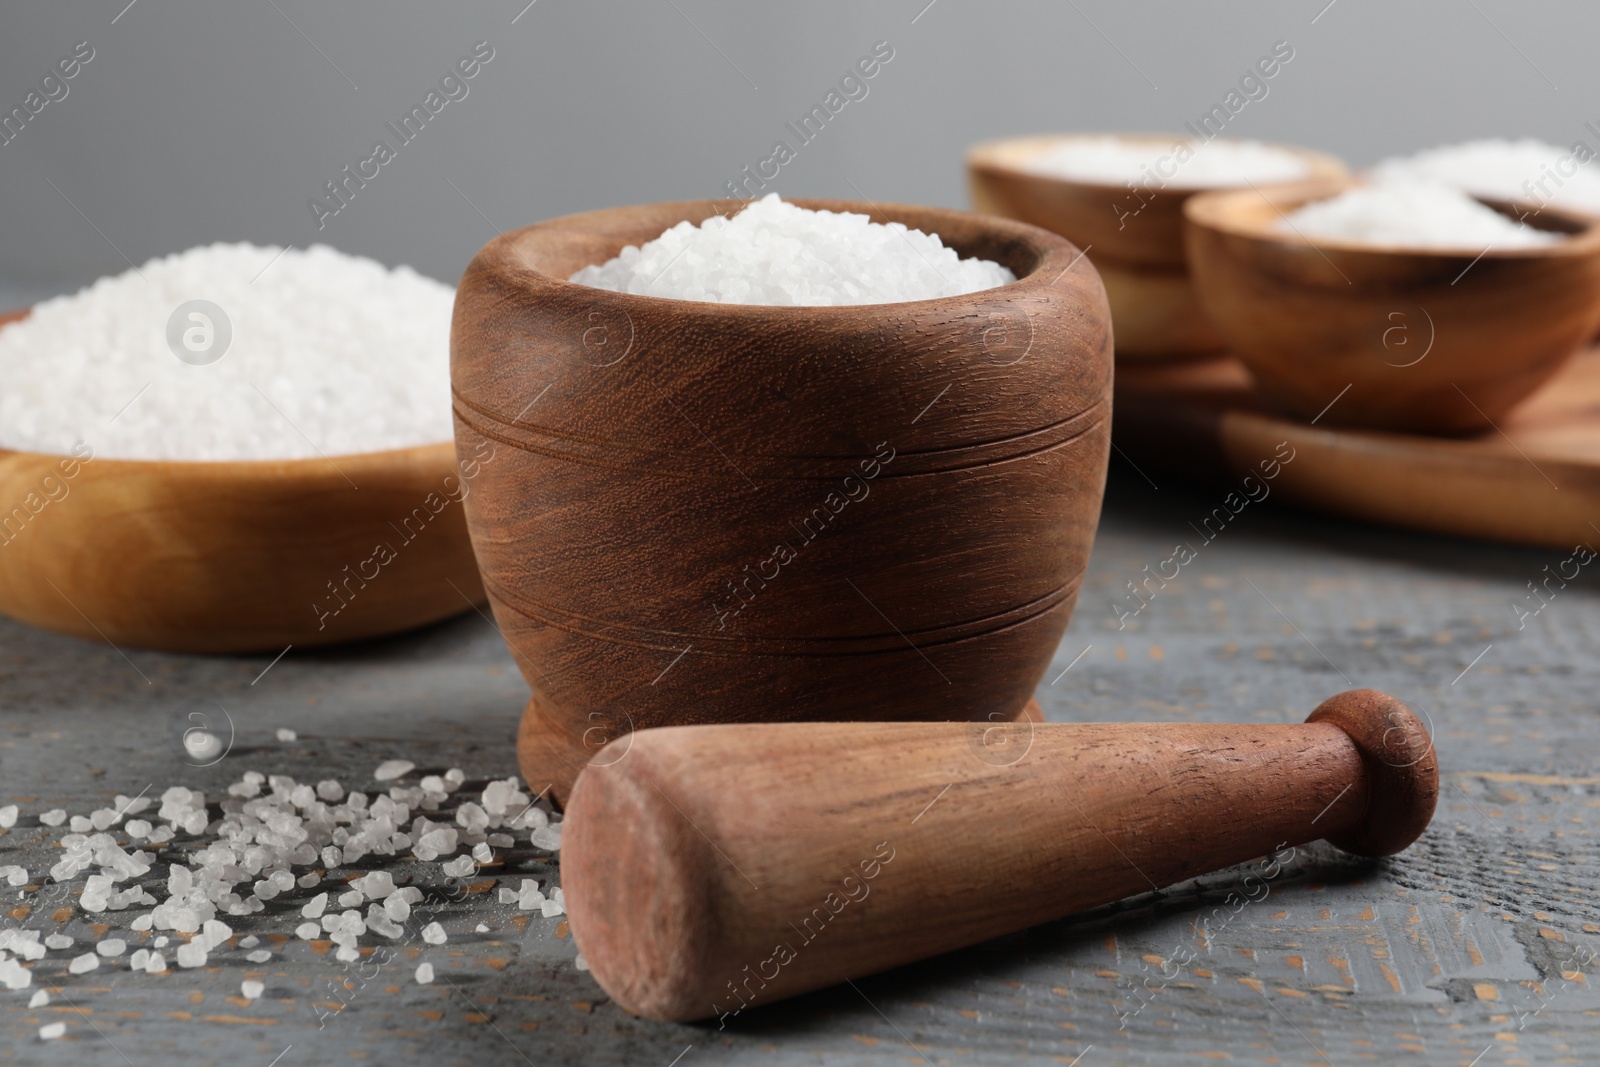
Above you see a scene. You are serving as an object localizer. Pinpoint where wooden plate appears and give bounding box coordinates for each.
[1114,347,1600,550]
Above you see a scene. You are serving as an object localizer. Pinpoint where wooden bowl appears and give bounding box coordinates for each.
[1183,179,1600,434]
[0,310,484,654]
[451,198,1113,802]
[968,134,1349,360]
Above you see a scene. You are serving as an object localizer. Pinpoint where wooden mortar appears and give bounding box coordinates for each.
[450,199,1113,803]
[562,688,1439,1021]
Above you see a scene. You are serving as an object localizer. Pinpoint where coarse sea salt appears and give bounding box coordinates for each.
[1028,136,1310,188]
[1370,138,1600,216]
[0,243,455,462]
[569,193,1015,306]
[1281,181,1562,250]
[1,763,567,995]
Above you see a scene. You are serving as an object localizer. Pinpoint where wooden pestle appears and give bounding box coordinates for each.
[560,689,1438,1022]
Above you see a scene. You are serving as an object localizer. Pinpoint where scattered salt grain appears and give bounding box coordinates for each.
[97,939,126,957]
[575,954,589,972]
[0,244,455,461]
[1281,181,1562,250]
[374,760,415,782]
[301,892,328,919]
[241,979,265,1000]
[69,953,99,974]
[0,865,27,887]
[39,809,67,827]
[0,958,32,990]
[421,922,448,945]
[275,728,298,742]
[475,923,488,933]
[414,962,434,984]
[44,934,73,950]
[246,949,272,963]
[145,952,167,973]
[295,923,321,941]
[571,193,1015,306]
[175,941,208,968]
[1370,138,1600,216]
[129,949,149,970]
[39,1022,65,1040]
[29,990,49,1008]
[1028,135,1310,188]
[0,804,17,828]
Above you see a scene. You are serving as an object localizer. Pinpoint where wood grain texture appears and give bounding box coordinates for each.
[1184,180,1600,433]
[968,134,1348,359]
[450,198,1113,802]
[562,690,1437,1020]
[0,308,484,652]
[1115,346,1600,550]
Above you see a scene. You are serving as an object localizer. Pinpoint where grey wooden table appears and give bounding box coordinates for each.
[2,464,1596,1067]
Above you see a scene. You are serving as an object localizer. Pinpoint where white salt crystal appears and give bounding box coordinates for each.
[295,922,321,941]
[575,954,589,972]
[383,895,410,922]
[96,939,126,957]
[68,953,99,974]
[0,865,27,887]
[0,805,17,828]
[301,892,328,919]
[441,856,475,877]
[1028,136,1310,188]
[0,958,32,990]
[421,922,447,945]
[338,890,363,909]
[145,952,167,973]
[316,780,345,802]
[475,923,488,933]
[1371,138,1600,216]
[275,729,298,742]
[246,949,272,963]
[571,194,1015,306]
[44,934,73,950]
[39,1021,65,1040]
[0,244,455,461]
[175,941,207,968]
[356,871,395,899]
[29,989,49,1007]
[239,935,259,948]
[129,949,149,970]
[40,809,67,827]
[241,979,265,1000]
[334,944,359,963]
[414,962,434,984]
[374,760,414,781]
[1281,181,1562,250]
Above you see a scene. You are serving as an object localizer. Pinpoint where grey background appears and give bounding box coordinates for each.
[1,0,1595,293]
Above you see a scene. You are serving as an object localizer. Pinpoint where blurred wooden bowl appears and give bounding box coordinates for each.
[968,134,1349,360]
[1184,180,1600,434]
[452,198,1113,802]
[0,310,485,653]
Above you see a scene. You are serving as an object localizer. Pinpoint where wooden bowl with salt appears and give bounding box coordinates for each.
[968,134,1349,360]
[1184,180,1600,434]
[0,311,486,653]
[450,198,1113,803]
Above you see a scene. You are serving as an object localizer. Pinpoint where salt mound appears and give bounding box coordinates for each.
[0,243,455,461]
[1281,181,1563,250]
[568,193,1016,306]
[1370,138,1600,216]
[1029,136,1310,188]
